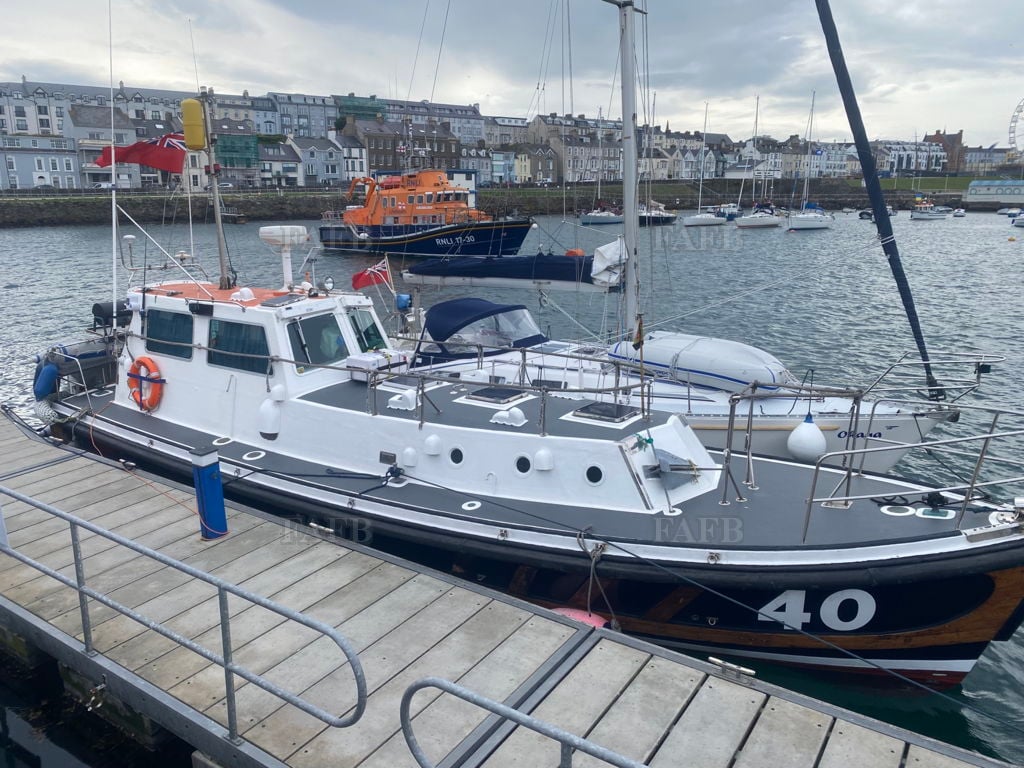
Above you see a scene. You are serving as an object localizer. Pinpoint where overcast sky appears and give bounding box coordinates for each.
[2,1,1019,148]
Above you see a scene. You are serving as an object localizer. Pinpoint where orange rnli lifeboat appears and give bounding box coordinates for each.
[318,169,533,258]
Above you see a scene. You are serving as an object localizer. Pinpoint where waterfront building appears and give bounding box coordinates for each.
[964,145,1014,176]
[288,136,347,188]
[514,144,558,184]
[383,98,484,146]
[491,147,518,184]
[268,91,337,139]
[327,131,367,182]
[459,145,493,186]
[250,95,279,136]
[965,179,1024,208]
[258,141,301,187]
[925,129,965,174]
[483,116,528,147]
[345,116,460,177]
[0,133,80,190]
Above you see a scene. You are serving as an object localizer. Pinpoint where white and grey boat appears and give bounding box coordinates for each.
[22,0,1024,688]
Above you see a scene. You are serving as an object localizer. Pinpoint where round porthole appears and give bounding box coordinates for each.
[242,450,266,461]
[515,455,531,474]
[212,436,233,446]
[586,465,603,485]
[450,447,464,465]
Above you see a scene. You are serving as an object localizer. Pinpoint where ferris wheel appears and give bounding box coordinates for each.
[1010,97,1024,159]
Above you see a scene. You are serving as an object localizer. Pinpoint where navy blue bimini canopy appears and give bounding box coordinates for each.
[424,298,529,342]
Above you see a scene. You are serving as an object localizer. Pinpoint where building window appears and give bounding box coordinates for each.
[49,158,59,171]
[34,158,44,171]
[14,106,26,117]
[55,106,63,117]
[5,157,14,171]
[36,105,48,116]
[15,119,28,131]
[39,118,50,129]
[64,158,73,171]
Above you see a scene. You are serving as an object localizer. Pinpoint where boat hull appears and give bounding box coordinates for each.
[318,218,533,257]
[43,398,1024,688]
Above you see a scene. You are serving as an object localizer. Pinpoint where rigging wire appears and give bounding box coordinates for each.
[428,0,451,104]
[405,1,431,103]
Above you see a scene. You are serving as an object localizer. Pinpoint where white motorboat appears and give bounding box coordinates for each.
[910,202,947,220]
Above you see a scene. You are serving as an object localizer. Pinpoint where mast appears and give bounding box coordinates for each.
[606,0,641,331]
[801,91,815,210]
[815,0,940,394]
[696,103,708,211]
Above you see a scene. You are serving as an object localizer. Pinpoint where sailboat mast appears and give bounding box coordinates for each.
[607,0,641,330]
[815,0,940,394]
[751,95,759,205]
[696,103,708,211]
[802,91,815,210]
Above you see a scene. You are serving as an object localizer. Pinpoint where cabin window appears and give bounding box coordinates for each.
[287,314,348,372]
[416,195,424,204]
[381,197,388,208]
[407,194,414,204]
[207,319,272,375]
[145,309,193,359]
[391,197,397,207]
[349,309,387,352]
[426,193,433,203]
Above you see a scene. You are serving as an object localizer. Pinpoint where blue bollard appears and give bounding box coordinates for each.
[191,447,228,540]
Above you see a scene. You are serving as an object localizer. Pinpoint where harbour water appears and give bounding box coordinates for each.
[1,209,1023,764]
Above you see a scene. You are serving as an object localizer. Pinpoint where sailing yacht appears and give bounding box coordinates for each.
[683,104,726,227]
[580,109,624,226]
[22,0,1024,686]
[788,92,833,231]
[735,96,782,230]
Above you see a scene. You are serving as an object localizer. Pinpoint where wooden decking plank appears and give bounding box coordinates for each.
[237,584,490,760]
[0,441,72,475]
[818,720,904,768]
[648,677,766,768]
[114,549,383,675]
[1,483,191,558]
[190,573,455,748]
[289,599,533,768]
[0,493,185,592]
[137,558,417,693]
[358,614,578,768]
[905,745,980,767]
[572,655,705,768]
[733,696,831,768]
[478,637,651,767]
[1,471,158,534]
[164,570,450,720]
[2,504,204,607]
[27,504,204,620]
[84,538,343,655]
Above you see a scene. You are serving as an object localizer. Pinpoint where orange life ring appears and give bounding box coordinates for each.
[565,247,585,257]
[127,356,164,411]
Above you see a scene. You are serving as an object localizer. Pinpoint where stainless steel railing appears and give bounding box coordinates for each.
[0,484,366,743]
[400,677,646,768]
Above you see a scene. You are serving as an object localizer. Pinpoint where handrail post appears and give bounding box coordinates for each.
[218,586,242,744]
[69,522,95,655]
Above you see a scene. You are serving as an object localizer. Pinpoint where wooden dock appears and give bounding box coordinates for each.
[0,412,1011,768]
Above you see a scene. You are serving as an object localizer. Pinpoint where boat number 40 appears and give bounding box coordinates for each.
[757,589,876,631]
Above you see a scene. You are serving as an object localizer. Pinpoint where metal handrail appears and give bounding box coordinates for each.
[0,485,366,743]
[400,677,647,768]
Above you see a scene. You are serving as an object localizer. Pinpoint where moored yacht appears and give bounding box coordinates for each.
[21,1,1024,688]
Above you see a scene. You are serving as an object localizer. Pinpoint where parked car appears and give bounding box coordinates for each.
[204,182,234,190]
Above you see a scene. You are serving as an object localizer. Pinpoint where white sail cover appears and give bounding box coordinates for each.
[591,238,626,288]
